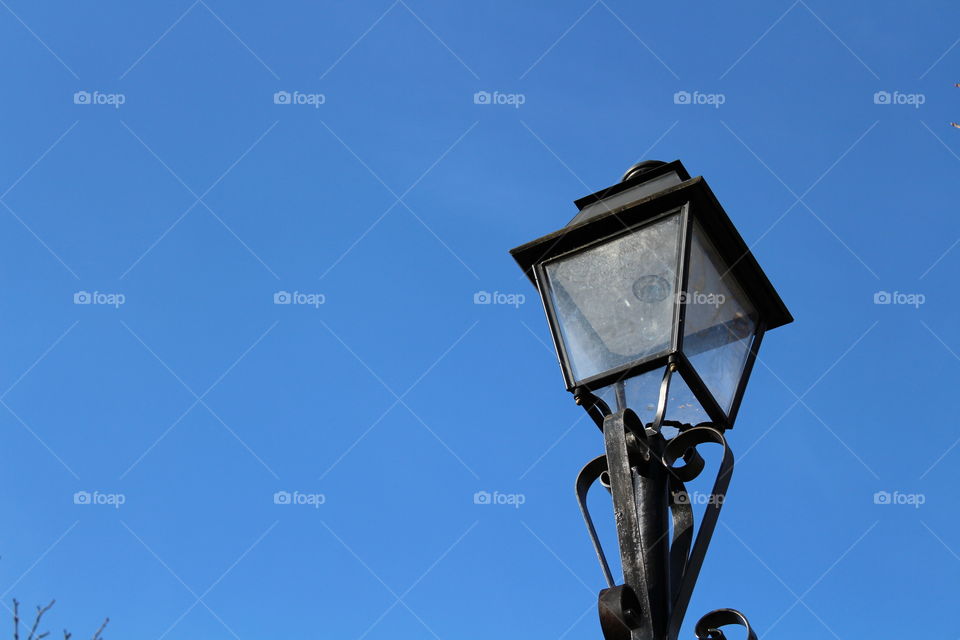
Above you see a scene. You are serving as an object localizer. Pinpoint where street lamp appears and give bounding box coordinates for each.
[511,160,792,640]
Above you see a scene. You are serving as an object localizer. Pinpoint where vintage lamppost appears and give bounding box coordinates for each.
[511,160,792,640]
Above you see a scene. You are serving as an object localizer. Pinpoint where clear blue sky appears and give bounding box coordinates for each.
[0,1,957,637]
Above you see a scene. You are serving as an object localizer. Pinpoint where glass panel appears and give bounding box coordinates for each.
[595,367,709,435]
[544,213,682,383]
[593,368,664,422]
[660,371,710,427]
[682,220,758,414]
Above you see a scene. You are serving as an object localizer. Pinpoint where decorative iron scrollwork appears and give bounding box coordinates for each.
[693,608,757,640]
[575,409,755,639]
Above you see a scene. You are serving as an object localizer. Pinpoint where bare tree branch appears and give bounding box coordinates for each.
[90,618,107,640]
[27,600,55,640]
[10,599,106,640]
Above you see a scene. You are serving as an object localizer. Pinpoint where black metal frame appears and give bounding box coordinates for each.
[512,162,792,430]
[572,160,692,215]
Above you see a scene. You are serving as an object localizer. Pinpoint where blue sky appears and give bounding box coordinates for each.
[0,1,958,637]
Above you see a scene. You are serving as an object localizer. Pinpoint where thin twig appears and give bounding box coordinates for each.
[90,618,108,640]
[10,598,107,640]
[27,600,55,640]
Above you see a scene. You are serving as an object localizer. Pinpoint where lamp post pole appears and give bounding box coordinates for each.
[600,414,671,640]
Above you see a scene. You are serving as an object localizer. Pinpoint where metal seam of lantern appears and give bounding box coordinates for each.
[510,160,792,640]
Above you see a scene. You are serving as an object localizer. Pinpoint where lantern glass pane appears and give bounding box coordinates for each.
[682,221,758,414]
[594,367,710,433]
[544,213,682,383]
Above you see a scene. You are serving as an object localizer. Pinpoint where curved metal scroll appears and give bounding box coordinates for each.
[662,425,735,640]
[575,454,615,588]
[647,363,676,435]
[598,585,644,640]
[694,608,757,640]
